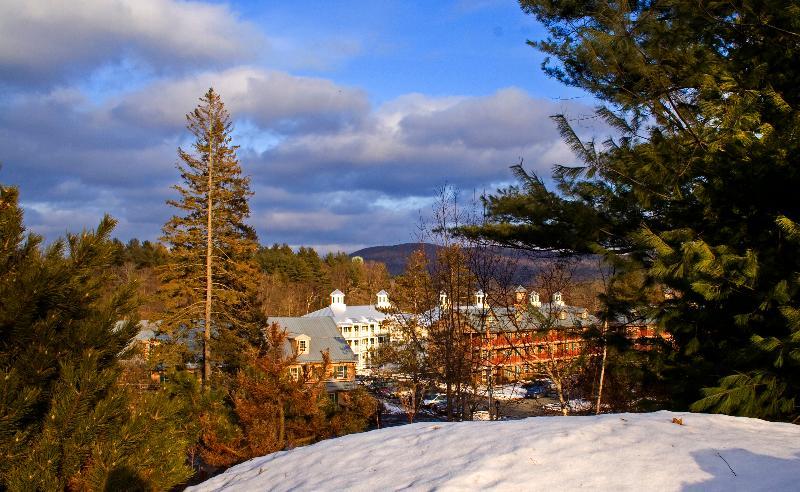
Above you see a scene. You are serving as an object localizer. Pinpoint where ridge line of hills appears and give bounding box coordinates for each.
[349,242,602,281]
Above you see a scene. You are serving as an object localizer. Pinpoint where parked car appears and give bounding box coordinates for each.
[524,385,547,399]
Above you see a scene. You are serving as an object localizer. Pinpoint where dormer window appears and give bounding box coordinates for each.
[553,291,564,307]
[514,286,528,304]
[295,334,311,355]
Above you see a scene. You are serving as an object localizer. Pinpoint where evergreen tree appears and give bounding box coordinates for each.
[160,88,263,388]
[461,1,800,421]
[0,184,191,490]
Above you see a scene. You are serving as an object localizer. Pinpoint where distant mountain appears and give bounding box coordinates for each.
[350,242,602,282]
[350,243,441,275]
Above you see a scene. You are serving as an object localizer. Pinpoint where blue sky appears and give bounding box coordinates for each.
[0,0,599,253]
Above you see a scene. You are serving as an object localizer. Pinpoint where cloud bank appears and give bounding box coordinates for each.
[0,0,599,252]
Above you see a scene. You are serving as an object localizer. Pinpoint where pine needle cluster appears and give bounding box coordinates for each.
[0,185,192,490]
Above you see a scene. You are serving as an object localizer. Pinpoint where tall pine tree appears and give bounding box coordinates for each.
[160,88,263,388]
[460,0,800,421]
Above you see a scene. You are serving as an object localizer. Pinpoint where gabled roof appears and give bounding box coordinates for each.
[515,285,528,293]
[330,289,344,296]
[423,303,598,333]
[267,316,357,364]
[304,304,389,324]
[377,289,389,296]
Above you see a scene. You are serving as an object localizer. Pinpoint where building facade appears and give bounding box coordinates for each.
[303,290,393,374]
[267,316,358,394]
[429,287,599,383]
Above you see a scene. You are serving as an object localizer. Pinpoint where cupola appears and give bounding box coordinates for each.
[474,289,486,308]
[330,289,346,310]
[376,290,390,309]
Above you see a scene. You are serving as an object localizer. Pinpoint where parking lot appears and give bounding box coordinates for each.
[370,384,580,428]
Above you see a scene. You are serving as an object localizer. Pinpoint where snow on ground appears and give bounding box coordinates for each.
[380,400,406,415]
[543,398,593,413]
[189,411,800,492]
[476,383,527,400]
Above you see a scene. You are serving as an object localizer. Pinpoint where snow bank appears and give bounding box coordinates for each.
[189,411,800,491]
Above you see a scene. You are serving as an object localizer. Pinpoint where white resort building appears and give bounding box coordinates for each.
[303,290,393,374]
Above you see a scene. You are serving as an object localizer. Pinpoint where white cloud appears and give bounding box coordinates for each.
[254,87,589,194]
[111,67,369,134]
[0,0,265,85]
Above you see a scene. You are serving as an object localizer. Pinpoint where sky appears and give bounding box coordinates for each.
[0,0,601,253]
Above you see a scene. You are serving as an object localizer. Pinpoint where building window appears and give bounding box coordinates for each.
[289,367,300,380]
[370,338,375,345]
[343,326,351,334]
[353,340,359,346]
[298,340,307,353]
[335,365,347,379]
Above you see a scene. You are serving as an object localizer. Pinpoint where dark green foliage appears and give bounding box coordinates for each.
[0,184,191,490]
[461,0,800,421]
[256,244,327,284]
[110,238,170,268]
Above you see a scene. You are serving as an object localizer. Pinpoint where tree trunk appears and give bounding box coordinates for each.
[203,141,214,389]
[555,380,568,416]
[278,401,286,449]
[595,319,608,414]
